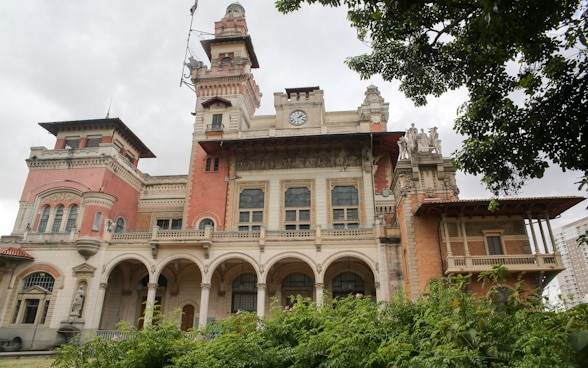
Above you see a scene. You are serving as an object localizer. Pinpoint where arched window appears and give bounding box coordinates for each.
[232,273,257,313]
[114,217,125,233]
[14,272,56,325]
[65,204,78,232]
[92,212,102,231]
[37,206,51,232]
[51,205,64,232]
[22,272,55,292]
[198,218,215,230]
[220,56,232,68]
[332,272,364,299]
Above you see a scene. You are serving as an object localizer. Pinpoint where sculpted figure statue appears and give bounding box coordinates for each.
[71,286,85,317]
[406,123,418,155]
[398,136,409,159]
[418,129,429,152]
[429,127,442,154]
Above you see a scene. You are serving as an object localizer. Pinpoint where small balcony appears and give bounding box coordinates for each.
[205,124,224,136]
[445,253,564,275]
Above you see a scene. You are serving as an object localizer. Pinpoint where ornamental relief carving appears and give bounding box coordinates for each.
[46,192,80,204]
[236,148,362,171]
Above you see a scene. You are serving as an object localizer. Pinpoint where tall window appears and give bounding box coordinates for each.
[331,186,359,229]
[238,189,264,231]
[37,205,50,232]
[92,212,102,231]
[232,273,257,313]
[65,205,78,232]
[486,236,504,255]
[332,272,364,299]
[285,187,311,230]
[211,114,223,131]
[51,205,64,232]
[15,272,55,325]
[114,217,125,233]
[22,300,40,324]
[205,157,220,172]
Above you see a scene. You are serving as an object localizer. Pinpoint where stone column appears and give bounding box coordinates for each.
[89,283,108,329]
[315,283,324,306]
[143,283,158,326]
[544,211,558,254]
[442,215,452,256]
[198,283,211,328]
[526,212,541,254]
[256,283,266,317]
[459,214,470,257]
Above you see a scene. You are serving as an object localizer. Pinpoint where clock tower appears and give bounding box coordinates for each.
[274,86,326,129]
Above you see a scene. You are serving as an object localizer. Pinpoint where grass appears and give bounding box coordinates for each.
[0,356,55,368]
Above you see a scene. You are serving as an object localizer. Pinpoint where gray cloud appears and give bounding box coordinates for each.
[0,1,584,235]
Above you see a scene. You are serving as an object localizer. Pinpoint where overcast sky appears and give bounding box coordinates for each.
[0,0,585,236]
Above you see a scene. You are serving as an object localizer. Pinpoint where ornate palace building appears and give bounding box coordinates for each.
[0,3,584,350]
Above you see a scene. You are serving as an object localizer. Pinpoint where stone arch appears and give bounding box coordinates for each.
[262,252,319,283]
[321,251,378,281]
[206,252,259,284]
[100,254,151,284]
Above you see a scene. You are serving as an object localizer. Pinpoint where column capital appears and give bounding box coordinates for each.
[256,283,266,290]
[147,283,158,289]
[200,283,211,290]
[99,282,108,289]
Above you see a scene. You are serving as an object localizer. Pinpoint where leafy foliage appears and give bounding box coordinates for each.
[55,272,588,367]
[275,0,588,196]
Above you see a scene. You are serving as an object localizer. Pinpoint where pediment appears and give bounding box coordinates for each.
[21,285,50,295]
[72,263,96,278]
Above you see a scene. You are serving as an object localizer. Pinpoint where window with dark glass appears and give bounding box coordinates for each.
[285,187,311,230]
[487,236,504,255]
[231,273,257,313]
[37,205,50,232]
[198,219,215,230]
[114,218,125,233]
[156,218,182,230]
[238,189,264,231]
[85,135,102,148]
[51,205,64,232]
[65,204,78,232]
[211,114,223,131]
[64,137,80,149]
[332,272,365,299]
[22,299,39,324]
[331,186,359,229]
[40,301,50,324]
[205,157,220,172]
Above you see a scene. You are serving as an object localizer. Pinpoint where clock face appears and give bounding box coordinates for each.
[289,110,307,126]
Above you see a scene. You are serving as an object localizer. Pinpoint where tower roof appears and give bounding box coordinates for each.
[39,118,156,158]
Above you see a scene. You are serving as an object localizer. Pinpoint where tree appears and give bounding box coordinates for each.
[276,0,588,196]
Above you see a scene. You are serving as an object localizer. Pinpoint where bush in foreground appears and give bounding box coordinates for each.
[54,272,588,367]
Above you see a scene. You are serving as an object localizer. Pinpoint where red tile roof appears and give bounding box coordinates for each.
[0,247,34,260]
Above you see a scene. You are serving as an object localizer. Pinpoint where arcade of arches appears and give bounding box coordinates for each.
[99,255,376,330]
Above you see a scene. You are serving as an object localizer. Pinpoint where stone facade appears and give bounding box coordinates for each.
[0,3,583,351]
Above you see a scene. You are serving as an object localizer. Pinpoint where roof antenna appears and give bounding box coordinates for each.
[106,98,113,119]
[180,0,199,88]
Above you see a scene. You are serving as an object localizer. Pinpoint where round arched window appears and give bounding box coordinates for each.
[198,219,215,230]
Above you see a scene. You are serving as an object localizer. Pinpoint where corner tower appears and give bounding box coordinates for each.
[188,3,261,132]
[185,4,261,231]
